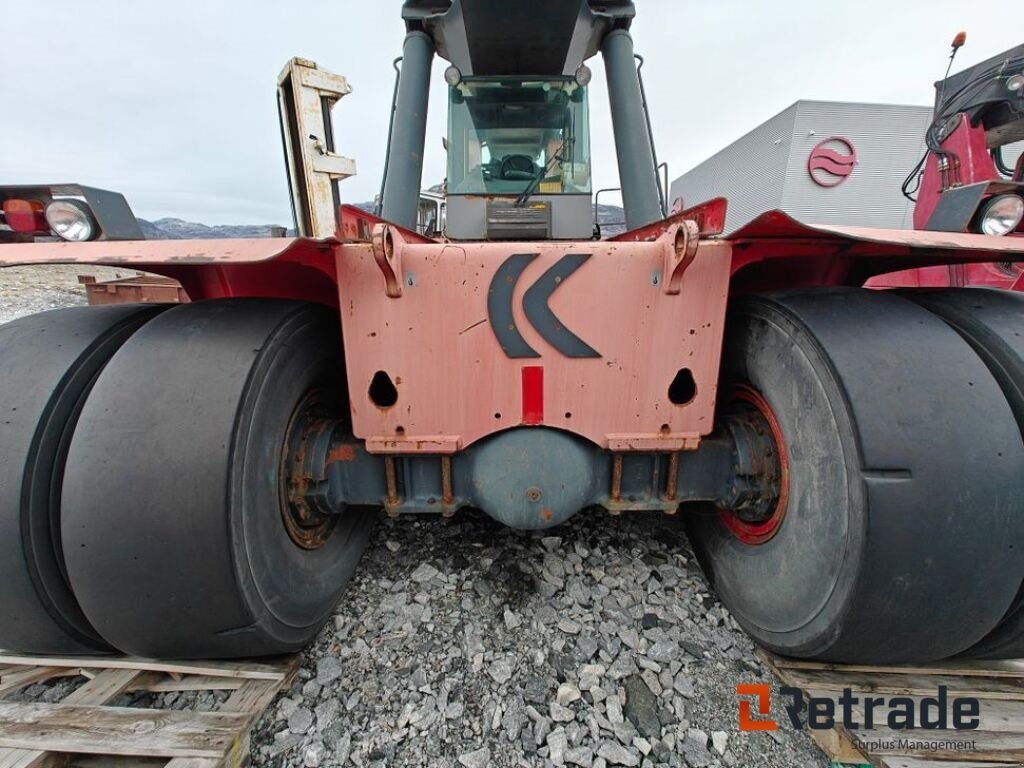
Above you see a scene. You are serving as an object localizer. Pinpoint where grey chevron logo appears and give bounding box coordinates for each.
[487,253,601,359]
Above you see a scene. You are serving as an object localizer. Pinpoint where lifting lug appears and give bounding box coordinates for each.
[662,220,699,295]
[371,223,404,298]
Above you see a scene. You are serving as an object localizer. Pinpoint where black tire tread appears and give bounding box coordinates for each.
[687,288,1024,663]
[902,288,1024,660]
[62,299,370,659]
[0,303,165,654]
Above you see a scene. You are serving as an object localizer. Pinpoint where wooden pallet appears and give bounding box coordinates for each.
[0,654,300,768]
[78,274,188,306]
[760,650,1024,767]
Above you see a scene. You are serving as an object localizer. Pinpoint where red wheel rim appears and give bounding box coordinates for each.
[717,385,790,545]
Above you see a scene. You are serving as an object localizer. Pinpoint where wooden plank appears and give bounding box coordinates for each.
[61,671,143,707]
[161,756,220,768]
[0,670,143,768]
[70,759,166,768]
[213,665,301,767]
[219,657,299,718]
[126,658,299,695]
[0,656,296,768]
[803,723,868,764]
[761,651,1024,765]
[164,672,298,768]
[880,759,1010,767]
[0,754,65,768]
[777,669,1024,701]
[129,676,243,695]
[223,680,284,717]
[0,657,288,683]
[0,702,247,759]
[766,654,1024,681]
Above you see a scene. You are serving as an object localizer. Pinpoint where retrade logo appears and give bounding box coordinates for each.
[736,683,980,732]
[736,684,778,731]
[808,136,857,187]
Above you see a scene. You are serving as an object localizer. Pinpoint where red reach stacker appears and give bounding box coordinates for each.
[1,2,1023,664]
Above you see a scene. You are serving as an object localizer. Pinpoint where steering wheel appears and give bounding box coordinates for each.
[500,154,537,181]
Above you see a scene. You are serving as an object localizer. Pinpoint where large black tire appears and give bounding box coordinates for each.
[62,299,372,658]
[0,304,165,654]
[903,288,1024,659]
[687,288,1024,663]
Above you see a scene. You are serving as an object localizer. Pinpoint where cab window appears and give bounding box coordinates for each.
[447,78,592,196]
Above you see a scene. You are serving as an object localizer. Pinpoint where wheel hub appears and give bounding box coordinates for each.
[715,385,789,545]
[281,399,344,550]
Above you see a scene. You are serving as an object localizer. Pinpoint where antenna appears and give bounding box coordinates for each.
[936,31,967,116]
[905,31,969,201]
[944,32,967,85]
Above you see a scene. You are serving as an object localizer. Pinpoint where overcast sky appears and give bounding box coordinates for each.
[1,1,1018,224]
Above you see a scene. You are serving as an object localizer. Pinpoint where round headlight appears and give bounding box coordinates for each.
[45,199,97,242]
[575,65,592,87]
[976,194,1024,237]
[1007,73,1024,93]
[444,65,462,87]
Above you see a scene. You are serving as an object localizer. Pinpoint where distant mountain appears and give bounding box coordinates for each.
[138,200,627,239]
[135,218,174,240]
[594,203,627,236]
[138,218,290,240]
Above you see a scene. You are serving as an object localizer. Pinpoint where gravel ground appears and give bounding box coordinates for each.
[253,513,829,768]
[0,265,136,324]
[0,268,829,768]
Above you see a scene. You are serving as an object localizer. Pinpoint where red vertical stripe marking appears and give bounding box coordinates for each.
[522,366,544,425]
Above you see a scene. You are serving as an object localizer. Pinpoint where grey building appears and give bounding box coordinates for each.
[670,100,934,234]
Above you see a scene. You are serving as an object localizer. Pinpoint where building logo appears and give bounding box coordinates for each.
[808,136,857,187]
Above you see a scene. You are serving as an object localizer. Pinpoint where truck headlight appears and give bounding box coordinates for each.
[975,194,1024,237]
[45,199,98,241]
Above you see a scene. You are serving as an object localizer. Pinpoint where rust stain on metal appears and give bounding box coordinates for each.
[611,455,623,503]
[384,456,400,511]
[664,452,680,502]
[441,456,454,505]
[280,418,340,550]
[327,444,357,463]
